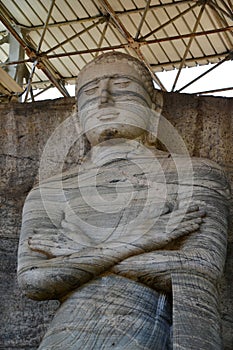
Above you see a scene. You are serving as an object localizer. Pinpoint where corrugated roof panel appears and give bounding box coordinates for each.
[89,23,105,45]
[81,32,98,50]
[1,0,32,26]
[197,36,217,56]
[53,56,77,77]
[187,42,204,59]
[39,28,64,52]
[162,40,183,61]
[79,0,100,16]
[63,51,84,72]
[50,6,68,23]
[105,0,123,12]
[131,0,146,8]
[117,0,136,12]
[96,22,112,47]
[25,0,51,25]
[48,57,72,77]
[140,44,158,64]
[143,10,161,37]
[28,30,42,48]
[167,40,186,59]
[54,0,78,21]
[105,23,126,46]
[22,1,41,25]
[120,14,139,38]
[135,12,152,38]
[0,0,232,96]
[209,33,231,53]
[200,11,218,31]
[148,43,170,65]
[67,0,89,18]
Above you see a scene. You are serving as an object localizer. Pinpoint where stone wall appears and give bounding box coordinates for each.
[0,93,232,349]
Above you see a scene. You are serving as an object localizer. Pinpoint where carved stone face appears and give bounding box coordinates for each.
[77,60,153,145]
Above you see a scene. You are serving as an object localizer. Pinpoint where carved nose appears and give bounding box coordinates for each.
[98,79,114,106]
[100,89,110,104]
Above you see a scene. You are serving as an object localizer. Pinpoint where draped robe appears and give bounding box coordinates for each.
[18,146,230,349]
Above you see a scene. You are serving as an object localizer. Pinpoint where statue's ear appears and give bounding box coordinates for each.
[145,89,163,147]
[152,89,163,115]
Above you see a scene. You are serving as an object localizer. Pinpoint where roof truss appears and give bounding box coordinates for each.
[0,0,232,101]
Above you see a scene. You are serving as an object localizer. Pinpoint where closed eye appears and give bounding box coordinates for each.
[84,86,99,95]
[113,80,130,88]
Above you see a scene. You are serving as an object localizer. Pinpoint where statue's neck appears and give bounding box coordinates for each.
[89,139,164,166]
[89,139,136,166]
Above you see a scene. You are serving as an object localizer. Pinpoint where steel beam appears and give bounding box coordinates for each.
[26,84,53,101]
[97,0,166,90]
[0,66,23,93]
[21,50,229,90]
[139,3,198,41]
[2,26,231,69]
[171,2,207,92]
[219,0,233,18]
[143,25,233,45]
[196,86,233,94]
[36,0,56,53]
[0,5,70,97]
[209,0,233,20]
[23,60,37,102]
[95,20,109,57]
[135,0,152,40]
[150,52,230,68]
[16,1,196,31]
[208,1,233,48]
[44,18,105,55]
[177,51,233,92]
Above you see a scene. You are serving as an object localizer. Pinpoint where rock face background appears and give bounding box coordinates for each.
[0,93,232,349]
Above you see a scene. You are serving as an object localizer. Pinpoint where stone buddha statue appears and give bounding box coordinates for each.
[18,52,230,350]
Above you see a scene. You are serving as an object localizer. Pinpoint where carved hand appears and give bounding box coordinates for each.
[28,227,89,258]
[129,204,206,252]
[28,205,205,259]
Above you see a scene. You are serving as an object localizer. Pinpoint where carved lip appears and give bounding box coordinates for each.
[96,109,120,121]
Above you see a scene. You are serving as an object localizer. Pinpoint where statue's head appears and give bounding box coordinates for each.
[76,52,162,146]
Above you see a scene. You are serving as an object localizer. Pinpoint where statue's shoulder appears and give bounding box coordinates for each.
[150,149,230,198]
[153,149,225,173]
[181,155,230,198]
[27,165,81,198]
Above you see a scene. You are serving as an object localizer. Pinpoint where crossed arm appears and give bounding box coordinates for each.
[18,186,205,300]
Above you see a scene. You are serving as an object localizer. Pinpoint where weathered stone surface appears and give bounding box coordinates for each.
[1,80,232,348]
[17,52,232,350]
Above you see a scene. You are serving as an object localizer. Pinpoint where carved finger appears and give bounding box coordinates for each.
[167,217,202,232]
[170,222,200,239]
[166,209,205,226]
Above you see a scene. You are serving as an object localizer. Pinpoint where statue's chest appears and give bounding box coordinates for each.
[63,159,178,243]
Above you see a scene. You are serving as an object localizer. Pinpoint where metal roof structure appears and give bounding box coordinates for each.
[0,0,232,102]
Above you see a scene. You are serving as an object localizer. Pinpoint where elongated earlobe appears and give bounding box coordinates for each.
[152,90,163,115]
[145,90,163,147]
